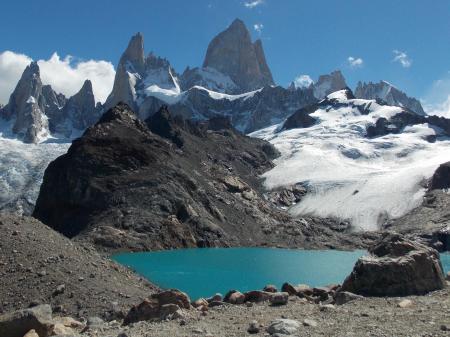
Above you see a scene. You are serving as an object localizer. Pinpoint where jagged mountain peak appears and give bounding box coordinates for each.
[202,18,274,93]
[355,80,425,115]
[120,32,145,74]
[313,70,348,99]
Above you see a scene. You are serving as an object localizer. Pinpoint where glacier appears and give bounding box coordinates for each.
[252,90,450,231]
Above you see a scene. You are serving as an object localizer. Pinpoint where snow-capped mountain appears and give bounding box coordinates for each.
[0,62,101,143]
[355,80,425,116]
[252,89,450,231]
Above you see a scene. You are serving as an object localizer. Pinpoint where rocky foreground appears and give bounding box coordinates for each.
[2,231,449,337]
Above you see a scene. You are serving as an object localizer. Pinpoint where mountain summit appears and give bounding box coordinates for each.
[202,18,274,93]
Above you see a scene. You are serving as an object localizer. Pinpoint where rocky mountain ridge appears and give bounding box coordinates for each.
[33,103,374,252]
[0,62,101,143]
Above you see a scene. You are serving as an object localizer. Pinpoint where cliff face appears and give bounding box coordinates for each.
[202,19,274,93]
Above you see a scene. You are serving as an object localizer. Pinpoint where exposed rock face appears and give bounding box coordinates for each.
[0,62,49,143]
[355,81,425,116]
[430,162,450,190]
[280,104,318,131]
[0,63,101,142]
[180,66,238,93]
[62,80,101,132]
[104,33,180,112]
[341,233,446,296]
[313,70,347,99]
[33,103,368,252]
[202,19,274,93]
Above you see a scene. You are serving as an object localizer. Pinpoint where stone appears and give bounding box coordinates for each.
[263,285,278,293]
[0,304,53,337]
[334,291,363,305]
[23,330,39,337]
[208,301,226,308]
[220,176,249,193]
[86,316,104,329]
[52,284,66,296]
[51,323,75,336]
[247,320,260,334]
[244,291,272,303]
[341,233,446,296]
[123,289,190,325]
[303,319,318,327]
[266,319,301,335]
[192,298,208,308]
[159,304,180,320]
[207,293,223,303]
[224,290,245,305]
[430,162,450,190]
[154,289,191,309]
[281,283,298,296]
[398,299,413,308]
[269,292,289,306]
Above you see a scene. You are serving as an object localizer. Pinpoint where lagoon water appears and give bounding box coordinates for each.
[113,248,366,299]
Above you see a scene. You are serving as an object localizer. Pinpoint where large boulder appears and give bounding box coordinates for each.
[341,233,446,296]
[430,162,450,190]
[123,289,190,325]
[0,305,54,337]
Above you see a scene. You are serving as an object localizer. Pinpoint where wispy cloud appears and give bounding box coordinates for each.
[0,51,115,104]
[347,56,364,68]
[293,74,314,88]
[253,23,264,34]
[244,0,264,9]
[392,50,412,68]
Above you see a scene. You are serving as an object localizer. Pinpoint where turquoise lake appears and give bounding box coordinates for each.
[114,248,450,300]
[113,248,366,299]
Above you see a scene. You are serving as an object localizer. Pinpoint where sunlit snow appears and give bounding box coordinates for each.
[252,90,450,231]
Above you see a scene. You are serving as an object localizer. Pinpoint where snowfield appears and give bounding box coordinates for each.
[252,90,450,231]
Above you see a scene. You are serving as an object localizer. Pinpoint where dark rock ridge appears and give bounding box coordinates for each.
[33,103,373,252]
[366,108,450,140]
[0,63,100,143]
[355,80,425,116]
[341,233,446,296]
[0,213,157,318]
[201,18,274,93]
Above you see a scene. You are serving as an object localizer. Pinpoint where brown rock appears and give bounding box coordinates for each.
[281,283,298,296]
[244,291,271,303]
[269,292,289,306]
[341,233,446,296]
[224,291,245,305]
[192,299,208,308]
[263,285,278,293]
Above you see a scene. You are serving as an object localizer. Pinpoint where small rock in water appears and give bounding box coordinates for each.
[247,320,260,334]
[398,299,413,308]
[303,318,318,327]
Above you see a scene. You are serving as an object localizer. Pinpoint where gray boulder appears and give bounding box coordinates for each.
[341,233,446,296]
[0,304,53,337]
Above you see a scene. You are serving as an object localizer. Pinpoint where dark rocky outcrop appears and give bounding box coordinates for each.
[280,104,318,131]
[33,103,369,252]
[202,19,274,93]
[313,71,347,99]
[430,162,450,190]
[341,233,446,296]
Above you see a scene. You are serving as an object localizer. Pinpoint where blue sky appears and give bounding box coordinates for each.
[1,0,450,107]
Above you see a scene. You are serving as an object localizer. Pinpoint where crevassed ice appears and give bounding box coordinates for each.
[252,90,450,231]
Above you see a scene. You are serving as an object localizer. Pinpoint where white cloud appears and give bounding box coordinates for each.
[253,23,264,33]
[244,0,264,8]
[422,73,450,118]
[392,50,412,68]
[0,51,33,105]
[293,74,314,88]
[0,51,116,105]
[347,56,364,68]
